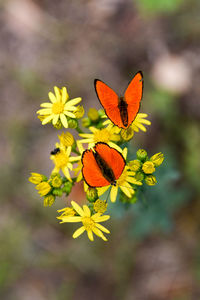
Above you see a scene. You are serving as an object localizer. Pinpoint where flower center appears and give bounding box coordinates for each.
[82,217,95,230]
[54,152,69,168]
[93,128,110,143]
[52,102,64,114]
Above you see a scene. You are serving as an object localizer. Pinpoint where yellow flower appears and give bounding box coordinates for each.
[44,195,55,206]
[37,86,82,128]
[57,201,110,241]
[131,113,151,133]
[93,200,107,214]
[150,152,164,167]
[58,132,74,147]
[142,161,155,174]
[103,113,151,136]
[29,172,44,185]
[36,182,51,196]
[57,207,76,217]
[97,148,142,203]
[77,125,121,153]
[145,175,157,186]
[50,144,80,181]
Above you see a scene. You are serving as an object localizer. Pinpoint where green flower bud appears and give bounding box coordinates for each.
[88,108,99,122]
[129,159,141,172]
[145,175,157,186]
[52,188,63,196]
[62,181,73,195]
[135,171,145,182]
[142,161,155,174]
[98,109,105,117]
[43,195,55,207]
[150,152,164,167]
[136,149,148,161]
[68,118,78,129]
[82,117,91,128]
[86,188,98,202]
[53,119,63,130]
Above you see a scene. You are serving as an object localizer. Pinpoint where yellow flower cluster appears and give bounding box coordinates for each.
[29,82,165,242]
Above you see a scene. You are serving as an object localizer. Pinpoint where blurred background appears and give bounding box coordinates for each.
[0,0,200,299]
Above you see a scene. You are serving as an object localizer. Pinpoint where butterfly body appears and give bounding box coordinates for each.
[94,71,143,129]
[118,96,128,127]
[82,142,125,188]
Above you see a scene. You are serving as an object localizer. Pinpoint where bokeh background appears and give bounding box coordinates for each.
[1,0,200,299]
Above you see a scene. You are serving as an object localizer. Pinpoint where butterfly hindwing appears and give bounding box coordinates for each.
[82,148,110,188]
[124,71,143,127]
[94,79,124,128]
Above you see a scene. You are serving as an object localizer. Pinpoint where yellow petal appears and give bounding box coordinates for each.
[73,226,85,238]
[65,97,82,107]
[95,223,110,233]
[83,205,91,217]
[87,230,94,241]
[52,114,59,125]
[48,92,57,103]
[57,216,82,222]
[64,111,76,118]
[71,201,84,216]
[60,114,68,128]
[92,227,107,241]
[42,115,53,125]
[110,185,118,203]
[62,87,67,103]
[54,86,61,101]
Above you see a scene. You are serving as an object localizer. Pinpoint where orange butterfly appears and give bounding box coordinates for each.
[82,142,125,188]
[94,71,143,129]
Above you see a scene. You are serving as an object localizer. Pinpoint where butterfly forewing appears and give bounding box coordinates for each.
[82,149,110,187]
[94,80,124,128]
[124,71,143,127]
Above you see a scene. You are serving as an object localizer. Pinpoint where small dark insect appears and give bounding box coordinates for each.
[50,147,60,155]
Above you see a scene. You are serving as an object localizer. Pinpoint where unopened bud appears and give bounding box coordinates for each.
[136,149,148,161]
[145,175,157,186]
[129,160,141,172]
[44,195,55,207]
[150,152,164,167]
[82,117,91,128]
[86,188,98,202]
[135,171,145,182]
[74,105,85,119]
[121,127,134,141]
[68,118,78,129]
[142,161,155,174]
[53,119,63,130]
[88,108,99,122]
[62,181,73,195]
[59,132,74,147]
